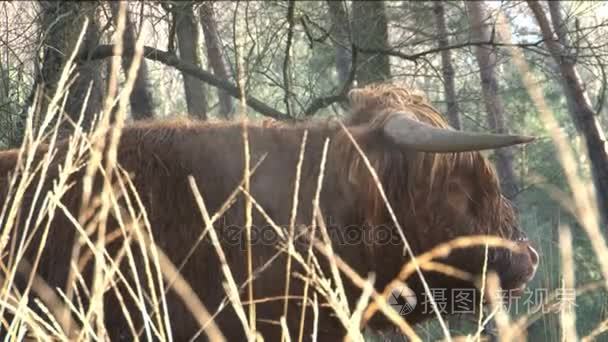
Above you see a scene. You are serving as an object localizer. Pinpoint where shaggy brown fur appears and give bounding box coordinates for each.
[0,83,537,341]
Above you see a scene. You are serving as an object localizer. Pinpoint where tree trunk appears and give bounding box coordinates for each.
[110,2,155,120]
[327,0,351,85]
[1,58,23,147]
[434,1,461,130]
[466,1,519,199]
[352,1,390,86]
[199,2,233,119]
[36,1,105,136]
[174,2,208,119]
[528,0,608,226]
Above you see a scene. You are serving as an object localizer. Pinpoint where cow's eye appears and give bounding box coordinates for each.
[514,234,528,242]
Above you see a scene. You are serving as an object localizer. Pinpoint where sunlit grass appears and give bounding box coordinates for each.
[0,8,606,342]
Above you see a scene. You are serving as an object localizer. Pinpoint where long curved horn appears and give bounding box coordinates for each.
[383,114,535,152]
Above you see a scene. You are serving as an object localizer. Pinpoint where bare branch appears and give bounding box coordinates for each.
[282,0,296,118]
[355,39,547,62]
[82,45,290,121]
[302,45,357,117]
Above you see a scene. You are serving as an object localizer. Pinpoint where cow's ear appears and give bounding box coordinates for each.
[382,113,535,153]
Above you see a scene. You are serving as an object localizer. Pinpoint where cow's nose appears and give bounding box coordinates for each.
[528,245,539,267]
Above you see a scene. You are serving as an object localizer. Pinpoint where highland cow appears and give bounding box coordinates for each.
[1,84,538,341]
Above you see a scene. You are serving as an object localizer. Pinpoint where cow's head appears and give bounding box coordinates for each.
[335,84,538,322]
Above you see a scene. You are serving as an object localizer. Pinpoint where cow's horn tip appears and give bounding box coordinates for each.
[517,135,536,143]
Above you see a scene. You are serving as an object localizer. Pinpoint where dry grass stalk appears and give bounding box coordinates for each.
[559,225,577,342]
[242,120,257,340]
[582,319,608,342]
[310,235,421,342]
[297,138,332,342]
[0,17,92,339]
[484,274,511,342]
[498,6,608,301]
[137,223,226,342]
[282,130,307,342]
[2,9,608,341]
[188,176,251,334]
[337,122,452,340]
[473,244,490,342]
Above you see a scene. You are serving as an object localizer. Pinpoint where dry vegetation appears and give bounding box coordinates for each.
[0,2,607,342]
